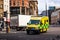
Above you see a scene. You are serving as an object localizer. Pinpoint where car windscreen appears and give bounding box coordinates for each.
[28,20,40,24]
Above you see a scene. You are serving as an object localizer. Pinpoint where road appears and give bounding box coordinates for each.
[0,27,60,40]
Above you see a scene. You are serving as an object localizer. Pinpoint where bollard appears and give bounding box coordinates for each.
[8,25,10,33]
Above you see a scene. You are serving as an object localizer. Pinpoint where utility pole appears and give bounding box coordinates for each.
[45,0,48,16]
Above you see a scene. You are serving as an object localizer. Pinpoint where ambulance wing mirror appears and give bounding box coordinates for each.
[27,23,31,25]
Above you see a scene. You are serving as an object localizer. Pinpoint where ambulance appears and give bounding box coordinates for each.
[26,16,49,34]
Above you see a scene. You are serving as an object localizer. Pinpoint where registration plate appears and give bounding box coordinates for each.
[31,28,34,30]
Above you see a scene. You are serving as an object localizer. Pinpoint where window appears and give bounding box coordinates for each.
[22,7,25,15]
[0,4,3,9]
[16,8,20,14]
[44,20,48,24]
[10,7,20,16]
[28,20,40,24]
[13,1,16,6]
[17,1,20,6]
[10,0,11,6]
[22,0,24,6]
[47,20,48,22]
[29,13,31,15]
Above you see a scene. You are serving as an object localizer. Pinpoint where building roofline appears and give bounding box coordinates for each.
[29,0,38,2]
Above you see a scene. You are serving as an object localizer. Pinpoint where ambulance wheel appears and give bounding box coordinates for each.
[44,28,47,32]
[0,28,2,31]
[35,30,40,34]
[26,30,33,35]
[42,28,47,33]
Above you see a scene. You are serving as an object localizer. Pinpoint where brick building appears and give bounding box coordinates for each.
[10,0,38,16]
[29,0,38,16]
[10,0,29,16]
[0,0,3,18]
[51,9,60,25]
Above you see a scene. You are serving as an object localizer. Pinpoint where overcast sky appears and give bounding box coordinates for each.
[38,0,60,14]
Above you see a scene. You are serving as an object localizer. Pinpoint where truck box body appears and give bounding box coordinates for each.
[10,16,18,28]
[18,15,31,27]
[10,15,31,30]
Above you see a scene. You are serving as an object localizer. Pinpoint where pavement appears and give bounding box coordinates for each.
[0,28,17,34]
[50,25,60,27]
[0,25,60,34]
[0,26,60,40]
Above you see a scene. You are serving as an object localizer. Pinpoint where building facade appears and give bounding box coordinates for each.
[10,0,38,16]
[0,0,3,18]
[10,0,29,16]
[4,0,10,22]
[51,9,60,25]
[29,0,38,16]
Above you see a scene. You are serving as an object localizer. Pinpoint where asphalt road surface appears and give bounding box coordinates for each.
[0,27,60,40]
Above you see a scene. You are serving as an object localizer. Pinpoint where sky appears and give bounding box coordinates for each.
[38,0,60,14]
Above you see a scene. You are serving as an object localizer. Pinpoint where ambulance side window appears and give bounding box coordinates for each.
[40,21,43,25]
[44,20,46,24]
[44,20,48,24]
[47,20,48,22]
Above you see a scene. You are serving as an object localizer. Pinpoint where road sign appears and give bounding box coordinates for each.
[49,6,55,10]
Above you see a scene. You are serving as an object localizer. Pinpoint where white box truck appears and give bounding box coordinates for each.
[10,15,31,31]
